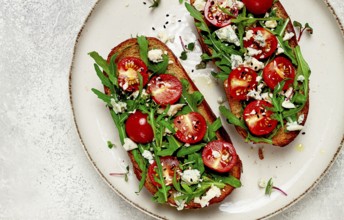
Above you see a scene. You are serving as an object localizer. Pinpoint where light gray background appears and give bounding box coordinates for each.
[0,0,343,219]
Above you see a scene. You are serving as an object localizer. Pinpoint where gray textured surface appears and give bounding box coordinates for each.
[0,0,343,219]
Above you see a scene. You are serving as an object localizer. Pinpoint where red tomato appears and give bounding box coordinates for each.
[147,74,182,106]
[202,140,238,173]
[263,57,296,90]
[204,0,236,28]
[242,0,273,15]
[243,27,278,60]
[125,110,154,144]
[228,67,258,100]
[174,112,207,144]
[117,57,149,92]
[243,100,278,136]
[148,156,181,187]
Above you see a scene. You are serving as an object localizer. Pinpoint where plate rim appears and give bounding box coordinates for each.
[68,0,344,219]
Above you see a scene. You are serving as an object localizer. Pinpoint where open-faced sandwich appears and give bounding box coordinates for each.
[187,0,311,146]
[89,36,242,210]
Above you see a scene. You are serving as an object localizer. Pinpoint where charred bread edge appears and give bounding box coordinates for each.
[104,37,242,209]
[190,0,310,147]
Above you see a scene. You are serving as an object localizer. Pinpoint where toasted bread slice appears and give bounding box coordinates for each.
[103,37,242,209]
[190,0,310,147]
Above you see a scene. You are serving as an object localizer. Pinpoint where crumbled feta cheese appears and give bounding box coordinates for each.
[243,30,254,41]
[265,20,278,29]
[297,75,305,82]
[215,25,240,46]
[174,192,186,211]
[261,92,273,103]
[163,127,173,136]
[256,76,262,82]
[276,43,285,55]
[258,178,267,188]
[217,96,225,104]
[298,114,305,124]
[282,99,296,109]
[130,89,149,99]
[230,54,243,69]
[122,138,138,151]
[244,56,265,71]
[142,150,154,164]
[157,31,174,43]
[166,104,185,116]
[284,87,294,99]
[148,49,164,63]
[181,169,201,185]
[254,30,266,47]
[283,32,295,41]
[193,185,222,207]
[235,0,244,9]
[110,99,127,113]
[212,150,221,158]
[286,121,304,131]
[247,47,262,56]
[193,0,206,11]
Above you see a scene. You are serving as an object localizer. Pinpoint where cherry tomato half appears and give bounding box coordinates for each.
[117,57,149,92]
[125,110,154,144]
[204,0,236,28]
[147,74,183,106]
[148,156,181,187]
[174,112,207,144]
[228,67,258,100]
[263,57,296,91]
[243,100,278,136]
[202,140,238,173]
[242,0,273,15]
[243,27,278,60]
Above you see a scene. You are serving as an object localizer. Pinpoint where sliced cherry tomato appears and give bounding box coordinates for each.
[263,57,296,90]
[243,27,278,60]
[242,0,273,15]
[204,0,236,28]
[174,112,207,144]
[202,140,238,173]
[117,57,149,92]
[147,74,182,106]
[243,100,278,136]
[125,110,154,144]
[148,156,181,187]
[228,67,258,100]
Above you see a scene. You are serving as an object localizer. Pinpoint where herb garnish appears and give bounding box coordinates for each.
[265,178,288,196]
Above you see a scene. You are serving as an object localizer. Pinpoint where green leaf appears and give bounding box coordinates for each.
[148,54,169,74]
[185,2,210,33]
[91,88,111,104]
[149,0,160,8]
[137,36,149,65]
[157,136,181,156]
[204,117,222,142]
[219,106,246,129]
[265,178,273,196]
[88,51,110,74]
[180,51,187,60]
[107,141,115,149]
[176,143,206,157]
[211,173,242,188]
[187,42,195,51]
[180,79,204,113]
[94,64,112,89]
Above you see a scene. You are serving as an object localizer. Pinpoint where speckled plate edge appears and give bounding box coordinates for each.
[68,1,344,220]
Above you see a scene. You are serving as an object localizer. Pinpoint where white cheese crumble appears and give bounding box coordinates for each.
[230,54,243,69]
[254,30,266,47]
[243,29,254,41]
[261,92,273,103]
[174,192,186,211]
[181,169,201,185]
[284,87,294,99]
[265,20,278,29]
[282,100,296,109]
[258,178,267,188]
[122,138,138,151]
[247,47,262,56]
[142,150,154,164]
[217,96,225,104]
[193,0,206,11]
[286,121,304,131]
[157,31,174,43]
[215,25,240,46]
[130,89,149,99]
[276,43,285,55]
[297,75,305,82]
[166,104,185,116]
[298,114,305,124]
[110,99,127,113]
[148,49,164,63]
[283,31,295,41]
[244,56,265,71]
[193,185,222,207]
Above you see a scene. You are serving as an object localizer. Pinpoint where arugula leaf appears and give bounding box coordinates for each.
[180,79,204,113]
[137,35,149,65]
[149,0,160,8]
[88,51,110,74]
[176,143,206,157]
[219,106,246,129]
[148,54,169,74]
[276,36,297,65]
[108,54,118,87]
[265,178,273,196]
[185,3,210,33]
[203,117,222,142]
[210,173,242,188]
[157,136,181,156]
[94,64,112,89]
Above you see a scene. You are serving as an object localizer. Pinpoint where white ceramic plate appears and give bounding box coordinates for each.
[70,0,344,219]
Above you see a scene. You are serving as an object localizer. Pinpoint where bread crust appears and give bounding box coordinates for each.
[191,0,309,147]
[104,37,242,209]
